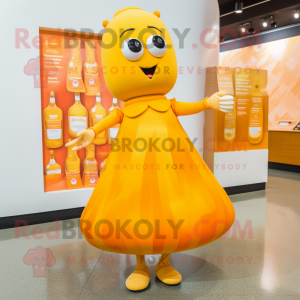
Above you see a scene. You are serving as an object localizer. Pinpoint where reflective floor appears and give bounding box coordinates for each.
[0,169,300,300]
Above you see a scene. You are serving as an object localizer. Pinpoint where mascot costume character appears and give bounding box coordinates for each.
[66,6,235,292]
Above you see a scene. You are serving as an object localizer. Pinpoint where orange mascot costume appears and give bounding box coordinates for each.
[66,6,235,292]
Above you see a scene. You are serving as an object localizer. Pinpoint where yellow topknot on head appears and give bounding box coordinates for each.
[114,6,142,17]
[153,11,160,18]
[102,20,109,28]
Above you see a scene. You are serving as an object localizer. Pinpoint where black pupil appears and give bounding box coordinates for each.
[153,36,165,49]
[128,39,142,53]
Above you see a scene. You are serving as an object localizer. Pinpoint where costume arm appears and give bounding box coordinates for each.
[171,98,211,117]
[88,108,123,137]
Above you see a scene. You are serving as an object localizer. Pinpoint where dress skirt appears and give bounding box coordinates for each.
[80,100,235,255]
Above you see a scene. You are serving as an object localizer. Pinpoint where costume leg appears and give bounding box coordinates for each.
[125,255,150,292]
[155,253,182,285]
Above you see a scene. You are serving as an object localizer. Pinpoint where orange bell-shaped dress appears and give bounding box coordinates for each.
[80,95,235,255]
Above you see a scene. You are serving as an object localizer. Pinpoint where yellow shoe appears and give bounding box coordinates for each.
[126,255,150,292]
[155,254,182,286]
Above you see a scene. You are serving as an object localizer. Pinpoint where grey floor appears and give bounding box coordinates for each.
[0,169,300,300]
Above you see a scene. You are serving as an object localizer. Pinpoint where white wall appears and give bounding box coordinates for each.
[0,0,220,218]
[214,150,269,188]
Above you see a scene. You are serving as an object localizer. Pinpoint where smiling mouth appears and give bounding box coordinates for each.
[140,65,157,79]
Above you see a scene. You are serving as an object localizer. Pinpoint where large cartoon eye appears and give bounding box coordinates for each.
[121,38,144,61]
[146,35,167,58]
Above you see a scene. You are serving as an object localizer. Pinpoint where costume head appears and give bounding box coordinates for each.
[101,7,178,102]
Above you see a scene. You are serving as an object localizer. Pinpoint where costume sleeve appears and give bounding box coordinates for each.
[88,108,123,137]
[171,98,211,117]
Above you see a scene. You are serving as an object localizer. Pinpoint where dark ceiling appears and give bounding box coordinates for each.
[218,0,300,41]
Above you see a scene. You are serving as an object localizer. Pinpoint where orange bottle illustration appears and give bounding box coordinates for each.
[65,139,81,173]
[67,39,86,93]
[45,150,61,175]
[68,93,88,138]
[83,144,98,173]
[248,78,263,144]
[43,91,63,148]
[84,41,101,95]
[89,92,107,145]
[83,144,99,187]
[108,98,120,144]
[65,139,82,189]
[224,97,236,141]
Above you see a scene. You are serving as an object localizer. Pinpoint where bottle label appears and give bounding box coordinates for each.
[85,73,100,87]
[83,171,99,188]
[225,129,234,134]
[72,80,79,87]
[249,96,263,133]
[84,160,98,172]
[50,159,55,165]
[69,116,87,133]
[249,127,261,135]
[67,74,86,93]
[225,112,234,120]
[46,129,62,140]
[65,171,82,189]
[46,169,61,175]
[110,127,119,139]
[50,97,55,103]
[93,116,103,124]
[46,120,62,140]
[224,112,235,129]
[252,97,261,103]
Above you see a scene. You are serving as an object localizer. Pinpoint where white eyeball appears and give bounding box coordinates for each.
[146,35,167,58]
[121,38,144,61]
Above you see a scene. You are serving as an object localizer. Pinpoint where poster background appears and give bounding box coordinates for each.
[40,29,119,192]
[215,69,269,152]
[220,35,300,129]
[204,67,268,154]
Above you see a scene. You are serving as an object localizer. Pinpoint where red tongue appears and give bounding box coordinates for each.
[147,74,153,78]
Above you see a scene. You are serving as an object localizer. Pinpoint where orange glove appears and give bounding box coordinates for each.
[65,129,95,151]
[65,108,123,151]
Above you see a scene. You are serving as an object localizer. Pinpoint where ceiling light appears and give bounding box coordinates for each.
[295,10,300,19]
[271,21,277,28]
[263,19,268,27]
[248,27,256,34]
[239,22,253,34]
[235,2,243,13]
[248,22,256,34]
[270,15,277,28]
